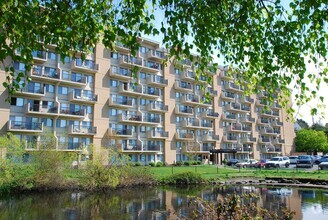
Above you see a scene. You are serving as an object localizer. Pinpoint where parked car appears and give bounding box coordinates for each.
[319,162,328,170]
[313,155,322,164]
[315,156,328,165]
[257,159,269,168]
[235,159,259,168]
[226,159,239,166]
[296,155,314,168]
[289,156,299,164]
[266,156,290,168]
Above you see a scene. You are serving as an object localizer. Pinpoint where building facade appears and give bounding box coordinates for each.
[0,38,295,164]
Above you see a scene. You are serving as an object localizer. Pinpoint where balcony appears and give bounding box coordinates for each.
[224,83,243,92]
[58,142,85,151]
[60,72,87,87]
[25,103,59,116]
[240,96,254,104]
[272,138,285,144]
[257,118,270,125]
[176,59,192,69]
[180,95,200,105]
[32,50,47,63]
[119,56,143,68]
[68,125,97,136]
[200,122,213,129]
[69,91,98,104]
[220,93,235,101]
[143,60,162,73]
[115,41,130,53]
[205,87,218,97]
[259,109,277,118]
[108,67,133,81]
[108,97,134,108]
[222,136,238,143]
[175,106,194,115]
[256,99,267,106]
[147,130,169,139]
[118,84,143,96]
[118,113,143,124]
[219,71,233,79]
[201,111,219,119]
[29,67,60,83]
[202,134,220,142]
[174,81,193,92]
[107,128,133,137]
[271,120,283,127]
[260,145,276,153]
[147,102,168,112]
[16,86,45,98]
[221,113,237,121]
[271,102,282,109]
[121,144,162,152]
[181,119,200,129]
[181,70,196,81]
[239,116,255,123]
[7,120,43,133]
[226,103,241,112]
[198,97,213,107]
[71,59,99,73]
[260,128,277,135]
[240,136,256,143]
[175,132,194,140]
[146,50,167,61]
[259,137,271,144]
[59,107,86,119]
[146,75,168,87]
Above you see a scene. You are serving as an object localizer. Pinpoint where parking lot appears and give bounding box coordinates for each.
[231,163,321,172]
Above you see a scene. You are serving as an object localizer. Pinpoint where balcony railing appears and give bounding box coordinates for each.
[147,102,168,112]
[73,59,99,72]
[147,75,168,87]
[59,107,86,117]
[69,125,97,135]
[147,130,169,139]
[174,81,193,91]
[107,128,133,136]
[8,120,43,132]
[25,103,58,115]
[108,97,134,107]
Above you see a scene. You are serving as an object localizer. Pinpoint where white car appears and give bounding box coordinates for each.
[289,156,299,164]
[235,159,258,168]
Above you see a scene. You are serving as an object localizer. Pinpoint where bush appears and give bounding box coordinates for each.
[184,161,191,166]
[156,162,163,167]
[175,161,183,166]
[196,161,202,165]
[148,162,155,167]
[134,162,141,166]
[163,172,205,185]
[191,161,198,165]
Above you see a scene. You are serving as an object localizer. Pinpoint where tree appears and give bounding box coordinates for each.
[0,0,327,114]
[296,119,309,129]
[295,129,328,153]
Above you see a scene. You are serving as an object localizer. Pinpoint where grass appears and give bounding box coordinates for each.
[61,165,328,184]
[146,165,328,181]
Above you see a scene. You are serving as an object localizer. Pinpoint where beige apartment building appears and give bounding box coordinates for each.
[0,38,295,164]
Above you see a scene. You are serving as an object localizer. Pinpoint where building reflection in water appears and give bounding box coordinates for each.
[2,186,328,219]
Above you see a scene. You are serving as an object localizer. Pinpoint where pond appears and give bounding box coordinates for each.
[1,185,328,219]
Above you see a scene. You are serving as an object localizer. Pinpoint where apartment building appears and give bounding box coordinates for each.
[0,38,295,164]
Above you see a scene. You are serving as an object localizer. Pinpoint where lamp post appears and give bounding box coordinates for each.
[248,145,251,160]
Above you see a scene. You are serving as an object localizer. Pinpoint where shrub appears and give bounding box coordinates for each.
[196,161,202,165]
[184,161,191,166]
[134,162,141,166]
[175,161,183,166]
[148,162,155,167]
[156,161,163,167]
[163,172,204,185]
[191,161,198,165]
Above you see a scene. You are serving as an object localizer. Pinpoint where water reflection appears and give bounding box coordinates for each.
[0,186,328,219]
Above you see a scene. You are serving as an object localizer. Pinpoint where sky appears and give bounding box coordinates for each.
[143,1,327,126]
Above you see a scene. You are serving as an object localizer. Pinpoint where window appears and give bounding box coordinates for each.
[111,52,118,59]
[83,105,93,114]
[56,119,67,128]
[140,72,146,79]
[11,97,24,107]
[140,126,146,133]
[42,118,53,127]
[44,84,55,93]
[62,71,69,80]
[58,86,68,95]
[86,75,94,84]
[14,62,25,71]
[139,46,147,53]
[109,79,117,87]
[140,98,146,106]
[64,56,71,63]
[47,52,57,60]
[109,108,117,116]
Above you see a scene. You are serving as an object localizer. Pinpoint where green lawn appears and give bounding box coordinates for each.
[146,165,328,181]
